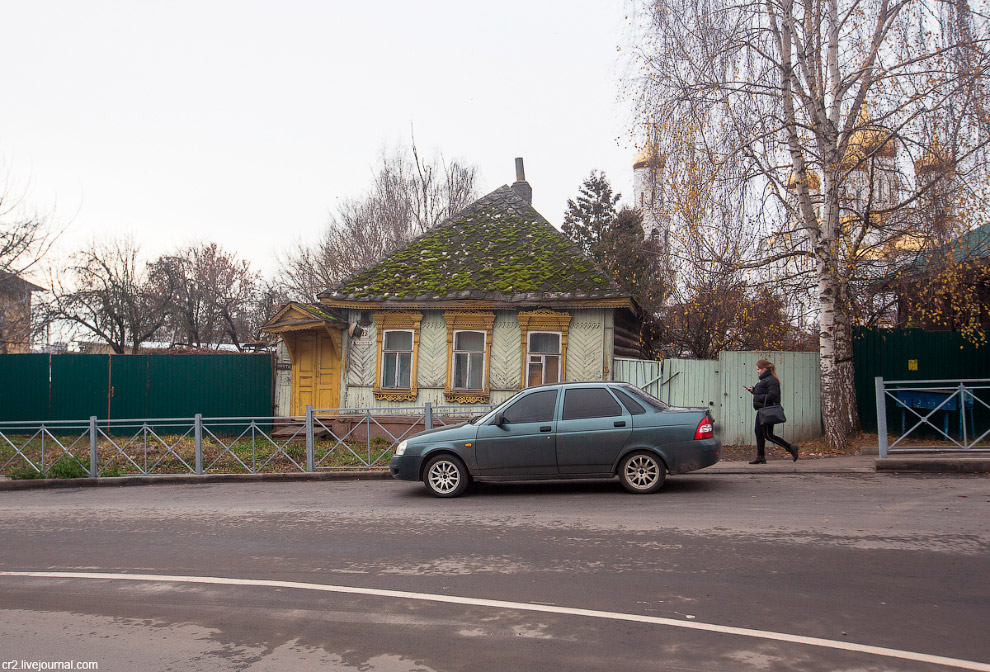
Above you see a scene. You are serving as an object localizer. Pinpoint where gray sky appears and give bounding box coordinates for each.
[1,0,640,278]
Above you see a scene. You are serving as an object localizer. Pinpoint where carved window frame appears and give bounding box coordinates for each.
[443,311,495,403]
[373,311,422,402]
[525,331,563,386]
[517,309,571,388]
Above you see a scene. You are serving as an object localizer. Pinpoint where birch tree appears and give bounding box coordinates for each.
[626,0,990,448]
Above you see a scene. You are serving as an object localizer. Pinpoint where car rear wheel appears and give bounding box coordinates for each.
[423,454,469,498]
[618,452,666,494]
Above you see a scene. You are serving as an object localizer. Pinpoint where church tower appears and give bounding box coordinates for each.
[632,139,664,246]
[914,137,954,247]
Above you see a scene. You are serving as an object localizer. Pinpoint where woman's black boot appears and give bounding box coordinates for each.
[749,456,767,464]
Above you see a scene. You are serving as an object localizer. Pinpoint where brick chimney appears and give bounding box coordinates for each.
[511,157,533,204]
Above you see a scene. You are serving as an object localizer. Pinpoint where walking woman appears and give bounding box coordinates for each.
[745,359,799,464]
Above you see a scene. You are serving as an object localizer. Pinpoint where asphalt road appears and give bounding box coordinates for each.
[0,472,988,672]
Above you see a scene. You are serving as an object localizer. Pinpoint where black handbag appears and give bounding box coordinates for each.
[757,403,786,426]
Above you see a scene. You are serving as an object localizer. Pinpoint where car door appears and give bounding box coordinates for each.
[556,386,632,474]
[474,389,559,476]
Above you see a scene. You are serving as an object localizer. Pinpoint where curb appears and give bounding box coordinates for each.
[700,466,875,475]
[0,470,392,492]
[875,457,990,473]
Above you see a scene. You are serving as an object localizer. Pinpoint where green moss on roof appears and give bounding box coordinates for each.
[294,302,344,321]
[320,186,627,303]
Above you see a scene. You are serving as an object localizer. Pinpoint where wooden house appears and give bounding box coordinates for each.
[262,164,649,416]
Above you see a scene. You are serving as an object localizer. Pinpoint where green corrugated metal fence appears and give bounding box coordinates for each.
[853,327,990,433]
[0,354,50,421]
[0,353,273,422]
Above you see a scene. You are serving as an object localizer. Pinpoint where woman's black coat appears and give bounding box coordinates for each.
[752,370,781,410]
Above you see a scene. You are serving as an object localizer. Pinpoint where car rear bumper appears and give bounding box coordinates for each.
[666,438,721,474]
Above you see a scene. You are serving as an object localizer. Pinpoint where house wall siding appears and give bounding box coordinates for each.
[490,312,522,391]
[565,309,611,382]
[417,312,447,388]
[346,316,376,389]
[336,307,613,409]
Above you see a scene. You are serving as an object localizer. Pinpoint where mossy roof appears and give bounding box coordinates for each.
[292,302,344,322]
[319,186,630,305]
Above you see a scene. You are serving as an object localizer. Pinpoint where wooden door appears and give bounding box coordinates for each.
[289,330,341,416]
[291,332,317,415]
[316,331,340,410]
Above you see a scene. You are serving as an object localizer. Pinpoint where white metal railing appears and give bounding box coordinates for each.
[0,402,492,479]
[874,377,990,458]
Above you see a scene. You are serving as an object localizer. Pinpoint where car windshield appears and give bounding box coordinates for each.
[620,384,669,411]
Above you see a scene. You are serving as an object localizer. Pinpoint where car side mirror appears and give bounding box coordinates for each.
[493,412,506,426]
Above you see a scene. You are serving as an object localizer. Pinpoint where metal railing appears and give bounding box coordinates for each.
[875,377,990,458]
[0,402,492,479]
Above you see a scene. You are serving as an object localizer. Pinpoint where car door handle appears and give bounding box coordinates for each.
[540,426,552,432]
[614,421,626,427]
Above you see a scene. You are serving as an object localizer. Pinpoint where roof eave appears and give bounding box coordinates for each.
[319,297,636,311]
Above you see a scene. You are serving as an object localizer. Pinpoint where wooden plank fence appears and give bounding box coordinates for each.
[614,351,821,446]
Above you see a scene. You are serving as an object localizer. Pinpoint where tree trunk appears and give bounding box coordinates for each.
[818,275,860,449]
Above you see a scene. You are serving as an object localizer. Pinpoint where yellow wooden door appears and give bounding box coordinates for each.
[289,330,341,416]
[316,331,340,410]
[291,332,317,415]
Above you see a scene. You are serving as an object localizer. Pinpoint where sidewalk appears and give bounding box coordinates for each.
[706,454,876,474]
[710,452,990,474]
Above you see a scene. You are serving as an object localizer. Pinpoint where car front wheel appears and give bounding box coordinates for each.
[423,454,469,498]
[618,452,666,494]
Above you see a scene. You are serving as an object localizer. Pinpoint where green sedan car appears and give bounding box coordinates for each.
[389,381,720,497]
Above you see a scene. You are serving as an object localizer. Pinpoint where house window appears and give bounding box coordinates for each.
[452,330,485,390]
[373,311,422,401]
[527,332,561,386]
[381,330,413,389]
[517,309,571,388]
[443,311,495,403]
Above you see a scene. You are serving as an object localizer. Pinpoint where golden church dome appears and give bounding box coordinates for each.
[785,169,821,191]
[843,111,896,169]
[633,142,661,170]
[915,138,951,176]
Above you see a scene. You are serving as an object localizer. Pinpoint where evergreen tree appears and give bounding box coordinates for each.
[561,171,620,265]
[563,173,669,358]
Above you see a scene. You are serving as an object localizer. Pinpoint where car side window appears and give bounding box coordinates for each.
[561,388,623,421]
[501,389,558,424]
[613,388,646,415]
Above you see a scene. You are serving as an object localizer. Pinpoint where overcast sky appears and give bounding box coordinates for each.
[1,0,642,279]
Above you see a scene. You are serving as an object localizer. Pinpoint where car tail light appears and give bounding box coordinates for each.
[694,416,714,440]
